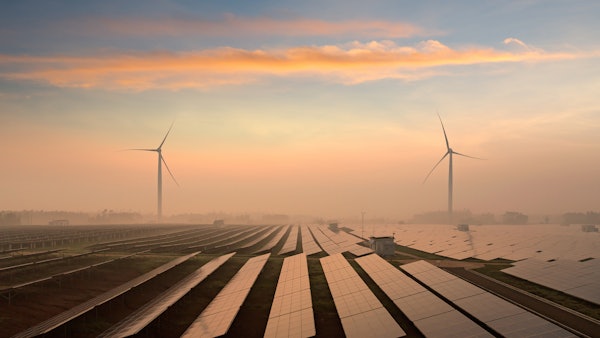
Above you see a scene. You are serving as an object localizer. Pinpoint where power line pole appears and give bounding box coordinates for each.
[361,211,366,240]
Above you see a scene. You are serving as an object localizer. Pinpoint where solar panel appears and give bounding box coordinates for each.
[300,225,322,256]
[236,226,282,252]
[400,260,575,337]
[320,253,405,338]
[181,253,271,337]
[252,225,290,254]
[278,225,299,255]
[1,251,144,298]
[13,251,202,338]
[502,258,600,305]
[355,254,491,337]
[264,253,315,338]
[309,226,338,254]
[347,224,600,304]
[212,227,272,251]
[99,252,234,337]
[264,307,314,338]
[308,225,373,256]
[378,223,598,265]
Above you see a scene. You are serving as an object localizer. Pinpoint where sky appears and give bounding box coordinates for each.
[1,0,599,220]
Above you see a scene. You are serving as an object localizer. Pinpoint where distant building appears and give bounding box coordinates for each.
[369,236,395,256]
[213,219,225,226]
[48,219,69,226]
[581,224,598,232]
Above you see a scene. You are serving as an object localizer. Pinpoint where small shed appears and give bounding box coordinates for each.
[369,236,395,256]
[457,224,470,232]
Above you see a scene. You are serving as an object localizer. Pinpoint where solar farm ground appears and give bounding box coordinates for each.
[0,224,598,337]
[0,252,348,337]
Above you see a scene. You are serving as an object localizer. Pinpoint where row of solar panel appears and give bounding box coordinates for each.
[15,251,310,338]
[321,253,406,338]
[15,247,579,338]
[1,230,173,255]
[349,223,599,305]
[400,260,574,337]
[351,223,597,262]
[0,225,156,246]
[13,251,202,338]
[2,223,363,302]
[0,250,145,299]
[502,258,600,305]
[264,253,315,338]
[79,223,370,259]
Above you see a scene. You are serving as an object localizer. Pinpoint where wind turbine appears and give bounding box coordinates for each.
[129,122,178,221]
[423,114,483,223]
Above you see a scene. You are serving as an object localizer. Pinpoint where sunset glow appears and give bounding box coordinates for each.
[1,1,599,220]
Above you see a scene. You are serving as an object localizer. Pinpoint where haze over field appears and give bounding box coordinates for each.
[1,1,599,219]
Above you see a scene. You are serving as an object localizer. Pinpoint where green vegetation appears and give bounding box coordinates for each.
[475,264,600,320]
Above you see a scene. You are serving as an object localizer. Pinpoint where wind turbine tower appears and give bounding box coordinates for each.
[129,122,178,221]
[423,114,483,223]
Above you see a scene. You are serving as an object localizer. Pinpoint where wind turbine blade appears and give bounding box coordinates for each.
[122,148,157,152]
[437,113,450,150]
[452,151,486,160]
[161,154,179,186]
[423,152,449,184]
[158,120,175,149]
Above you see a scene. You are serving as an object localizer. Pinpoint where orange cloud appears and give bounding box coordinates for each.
[0,40,580,90]
[73,15,425,38]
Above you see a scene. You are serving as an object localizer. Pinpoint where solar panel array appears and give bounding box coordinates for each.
[347,222,599,303]
[502,258,600,305]
[236,226,281,251]
[13,251,202,338]
[1,250,144,302]
[278,225,299,255]
[211,227,270,251]
[181,253,271,338]
[99,252,235,337]
[311,226,373,257]
[0,249,105,273]
[183,227,247,252]
[252,225,290,254]
[349,223,597,262]
[400,260,575,338]
[0,224,162,252]
[264,253,315,338]
[320,253,406,338]
[355,254,492,337]
[300,225,322,256]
